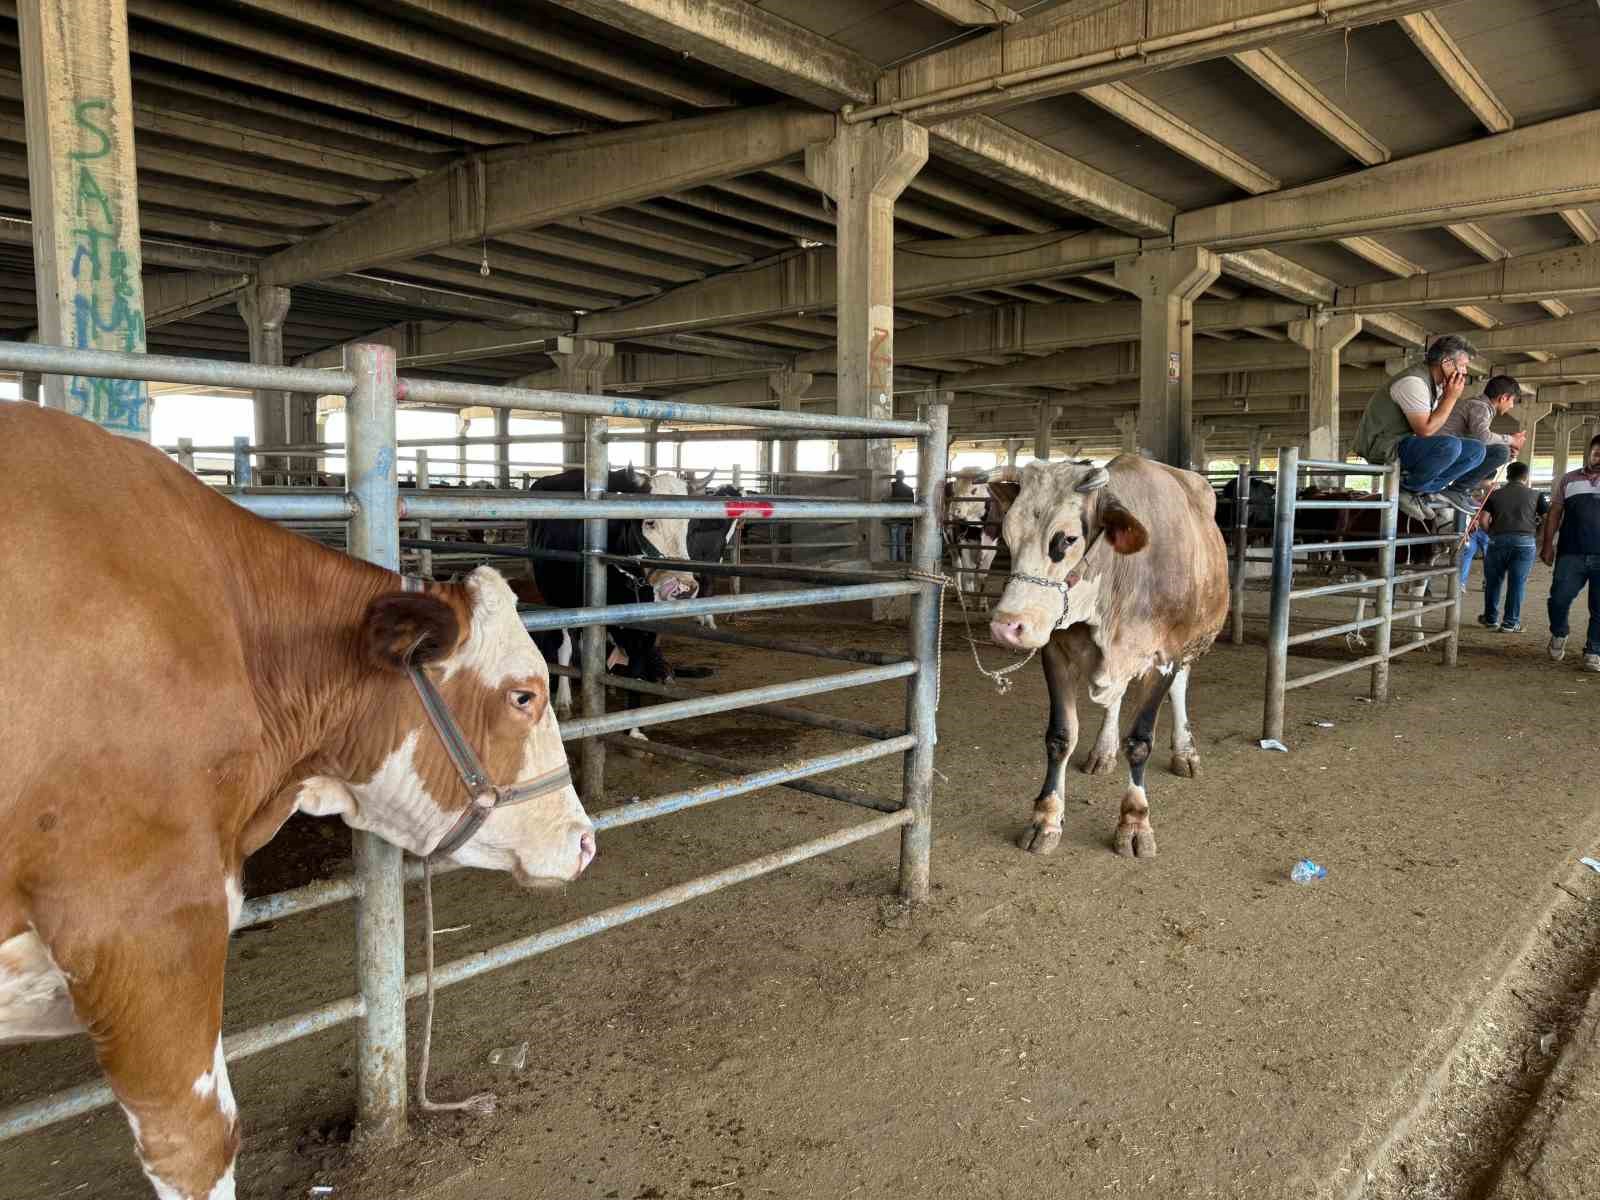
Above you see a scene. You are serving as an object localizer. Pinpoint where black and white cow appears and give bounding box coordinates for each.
[523,467,698,730]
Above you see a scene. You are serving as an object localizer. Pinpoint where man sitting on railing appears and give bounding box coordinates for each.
[1438,372,1524,488]
[1351,335,1485,525]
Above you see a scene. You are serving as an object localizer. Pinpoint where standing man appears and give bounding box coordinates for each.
[1438,374,1524,487]
[1542,432,1600,671]
[888,468,914,562]
[1352,335,1485,524]
[1478,461,1548,633]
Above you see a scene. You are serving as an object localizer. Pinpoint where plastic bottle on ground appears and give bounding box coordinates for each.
[1290,858,1327,884]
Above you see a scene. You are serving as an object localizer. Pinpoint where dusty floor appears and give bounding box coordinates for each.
[5,562,1600,1200]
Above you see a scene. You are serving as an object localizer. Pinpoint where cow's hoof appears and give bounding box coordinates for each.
[1017,822,1062,855]
[1113,828,1157,858]
[1081,749,1118,776]
[1169,751,1200,778]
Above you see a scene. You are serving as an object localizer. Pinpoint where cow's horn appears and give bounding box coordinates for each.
[1075,466,1110,493]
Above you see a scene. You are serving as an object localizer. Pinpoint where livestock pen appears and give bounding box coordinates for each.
[0,340,950,1156]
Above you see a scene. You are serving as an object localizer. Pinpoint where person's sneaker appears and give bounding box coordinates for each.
[1499,623,1523,634]
[1477,614,1499,628]
[1585,653,1600,673]
[1550,635,1569,661]
[1398,490,1432,522]
[1437,487,1475,514]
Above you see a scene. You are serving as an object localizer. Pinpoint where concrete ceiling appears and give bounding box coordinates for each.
[4,0,1600,447]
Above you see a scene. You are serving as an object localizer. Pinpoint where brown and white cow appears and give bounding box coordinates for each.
[984,456,1229,859]
[0,404,594,1199]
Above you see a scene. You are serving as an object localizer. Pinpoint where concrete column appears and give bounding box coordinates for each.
[1113,247,1221,467]
[769,369,813,484]
[1248,426,1267,476]
[237,283,293,482]
[550,335,613,470]
[494,407,511,488]
[644,420,660,470]
[1517,400,1554,467]
[455,411,469,483]
[1192,423,1216,472]
[1115,412,1139,457]
[806,118,927,559]
[20,371,40,402]
[19,0,149,435]
[1005,438,1022,466]
[1033,401,1055,461]
[1549,408,1579,482]
[1289,313,1362,464]
[175,436,193,474]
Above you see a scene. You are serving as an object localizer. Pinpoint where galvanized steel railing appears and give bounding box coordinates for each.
[0,340,949,1151]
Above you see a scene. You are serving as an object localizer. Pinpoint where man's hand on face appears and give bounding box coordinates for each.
[1442,364,1468,404]
[1510,431,1528,452]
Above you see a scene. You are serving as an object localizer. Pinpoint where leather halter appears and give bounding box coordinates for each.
[400,577,572,859]
[1006,528,1105,630]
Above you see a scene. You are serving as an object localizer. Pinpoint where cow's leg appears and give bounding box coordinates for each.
[976,535,998,613]
[1167,663,1201,778]
[1081,683,1126,776]
[52,886,238,1198]
[554,631,574,718]
[1017,638,1077,855]
[1348,591,1370,652]
[1115,671,1179,859]
[1405,575,1430,642]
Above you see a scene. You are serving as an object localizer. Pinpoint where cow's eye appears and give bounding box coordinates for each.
[1048,531,1078,562]
[508,689,538,713]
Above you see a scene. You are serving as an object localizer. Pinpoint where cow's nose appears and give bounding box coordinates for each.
[577,829,596,874]
[990,617,1026,648]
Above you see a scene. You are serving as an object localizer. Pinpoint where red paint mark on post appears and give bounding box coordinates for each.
[725,499,775,519]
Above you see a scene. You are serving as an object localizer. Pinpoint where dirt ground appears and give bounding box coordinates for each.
[6,561,1600,1200]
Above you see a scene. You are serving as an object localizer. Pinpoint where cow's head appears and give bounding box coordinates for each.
[299,567,594,887]
[638,473,700,602]
[985,461,1149,651]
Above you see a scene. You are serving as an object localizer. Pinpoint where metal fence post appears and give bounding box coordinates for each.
[343,343,407,1145]
[1261,447,1298,743]
[900,403,948,902]
[232,435,252,487]
[1444,508,1464,666]
[176,436,194,475]
[415,448,433,581]
[581,416,609,803]
[1371,464,1400,701]
[1230,462,1249,645]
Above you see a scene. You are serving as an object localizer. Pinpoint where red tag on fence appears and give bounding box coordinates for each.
[725,499,775,519]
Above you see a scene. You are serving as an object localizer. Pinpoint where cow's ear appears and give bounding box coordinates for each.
[362,592,462,671]
[986,480,1022,517]
[1101,499,1149,555]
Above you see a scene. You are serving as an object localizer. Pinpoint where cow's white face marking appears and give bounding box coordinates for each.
[443,569,545,689]
[296,731,452,856]
[639,475,698,602]
[0,930,80,1044]
[140,1164,235,1200]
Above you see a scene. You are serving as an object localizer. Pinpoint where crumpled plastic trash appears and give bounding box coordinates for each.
[487,1041,529,1071]
[1308,720,1335,729]
[1289,859,1327,884]
[1257,738,1289,752]
[1580,857,1600,874]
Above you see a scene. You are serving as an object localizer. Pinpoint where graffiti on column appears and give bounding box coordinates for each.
[66,98,147,433]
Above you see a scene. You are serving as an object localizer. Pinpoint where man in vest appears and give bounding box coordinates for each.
[1351,334,1485,524]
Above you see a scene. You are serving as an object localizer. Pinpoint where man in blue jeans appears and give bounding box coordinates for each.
[1542,433,1600,670]
[1351,335,1488,524]
[1478,461,1547,633]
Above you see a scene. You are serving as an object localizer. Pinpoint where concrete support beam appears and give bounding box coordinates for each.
[1455,312,1600,357]
[1505,354,1600,384]
[911,0,1019,24]
[927,116,1173,237]
[770,369,813,479]
[1116,412,1138,456]
[237,283,308,479]
[1332,241,1600,313]
[1541,299,1574,319]
[1230,48,1389,165]
[1515,400,1553,467]
[580,229,1136,340]
[1562,210,1600,245]
[1397,11,1513,134]
[1290,313,1362,463]
[546,335,614,452]
[253,104,833,288]
[146,270,251,328]
[1034,400,1056,460]
[1446,222,1511,262]
[807,117,927,561]
[494,408,511,488]
[1542,404,1583,481]
[1180,110,1600,250]
[1080,82,1279,194]
[1220,250,1336,305]
[1338,236,1422,278]
[1192,423,1215,471]
[870,0,1436,124]
[20,0,149,435]
[1114,247,1220,466]
[954,338,1400,390]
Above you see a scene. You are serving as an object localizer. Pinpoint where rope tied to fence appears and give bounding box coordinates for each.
[926,524,1041,696]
